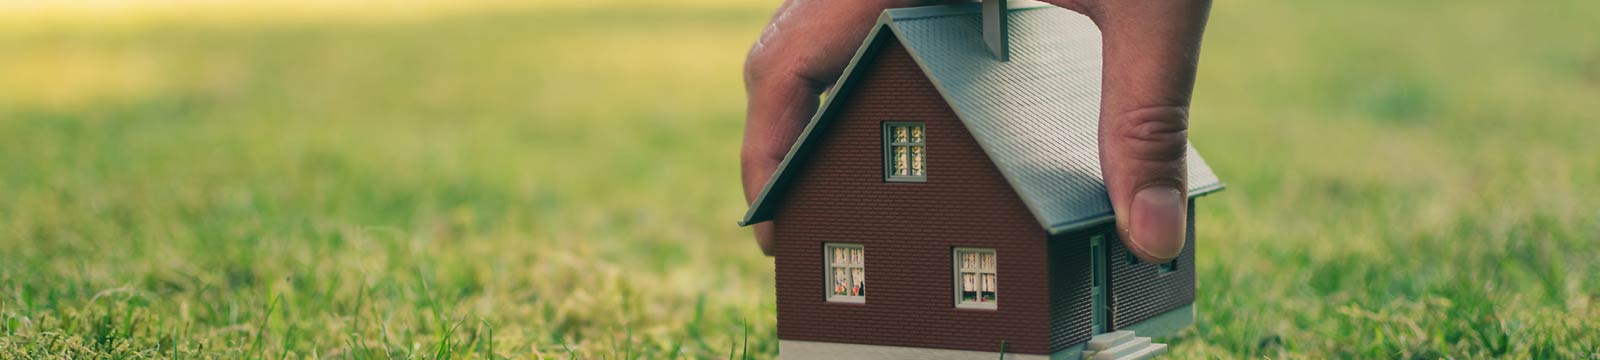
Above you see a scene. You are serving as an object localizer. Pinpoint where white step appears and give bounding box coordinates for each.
[1085,330,1135,350]
[1091,337,1151,360]
[1123,343,1168,360]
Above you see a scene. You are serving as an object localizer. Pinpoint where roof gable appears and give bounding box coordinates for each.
[741,2,1224,235]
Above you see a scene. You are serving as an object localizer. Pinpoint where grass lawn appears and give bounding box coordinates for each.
[1,0,1597,358]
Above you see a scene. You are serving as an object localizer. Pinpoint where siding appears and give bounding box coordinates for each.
[1106,201,1198,330]
[1046,229,1097,352]
[770,37,1055,354]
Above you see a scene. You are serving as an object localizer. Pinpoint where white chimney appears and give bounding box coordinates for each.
[982,0,1010,61]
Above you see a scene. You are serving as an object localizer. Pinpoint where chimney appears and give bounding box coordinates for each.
[982,0,1009,61]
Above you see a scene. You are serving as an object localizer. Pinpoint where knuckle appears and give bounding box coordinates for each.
[743,47,780,85]
[743,43,828,92]
[1108,106,1190,162]
[743,35,793,84]
[744,54,801,90]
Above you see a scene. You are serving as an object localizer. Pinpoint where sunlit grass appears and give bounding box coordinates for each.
[0,0,1597,358]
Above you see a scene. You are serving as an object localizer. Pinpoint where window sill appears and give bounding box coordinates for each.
[954,303,998,310]
[884,177,927,183]
[826,297,866,305]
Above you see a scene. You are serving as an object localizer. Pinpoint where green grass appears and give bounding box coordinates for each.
[0,0,1597,358]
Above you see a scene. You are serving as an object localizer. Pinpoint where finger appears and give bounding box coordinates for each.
[741,68,822,255]
[1070,0,1212,262]
[741,0,951,256]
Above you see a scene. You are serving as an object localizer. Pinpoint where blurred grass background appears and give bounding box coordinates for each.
[0,0,1596,358]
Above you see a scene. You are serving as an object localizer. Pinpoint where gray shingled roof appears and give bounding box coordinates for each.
[740,2,1224,235]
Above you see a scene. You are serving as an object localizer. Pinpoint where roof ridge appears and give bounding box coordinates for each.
[883,1,1053,22]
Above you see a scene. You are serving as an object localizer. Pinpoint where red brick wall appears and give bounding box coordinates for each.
[770,37,1058,354]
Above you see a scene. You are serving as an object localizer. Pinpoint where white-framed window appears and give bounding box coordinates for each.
[884,122,926,182]
[954,248,997,309]
[826,243,865,303]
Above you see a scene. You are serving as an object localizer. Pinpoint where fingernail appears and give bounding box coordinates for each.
[1131,186,1186,261]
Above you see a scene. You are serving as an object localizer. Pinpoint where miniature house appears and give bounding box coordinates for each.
[739,1,1224,359]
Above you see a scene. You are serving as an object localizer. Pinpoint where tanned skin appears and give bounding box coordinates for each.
[742,0,1211,263]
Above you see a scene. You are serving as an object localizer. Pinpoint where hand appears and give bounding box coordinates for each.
[741,0,952,256]
[741,0,1211,263]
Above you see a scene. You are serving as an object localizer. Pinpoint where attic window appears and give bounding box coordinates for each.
[954,248,997,309]
[884,122,926,182]
[826,243,865,303]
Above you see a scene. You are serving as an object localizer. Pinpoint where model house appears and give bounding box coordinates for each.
[739,1,1224,359]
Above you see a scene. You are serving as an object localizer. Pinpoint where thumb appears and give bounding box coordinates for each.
[1103,106,1191,262]
[1080,0,1212,262]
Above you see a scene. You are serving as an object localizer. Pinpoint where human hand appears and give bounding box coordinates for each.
[740,0,955,256]
[741,0,1211,263]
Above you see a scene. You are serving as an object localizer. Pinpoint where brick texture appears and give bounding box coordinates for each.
[1106,201,1197,330]
[1046,228,1097,352]
[770,38,1059,355]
